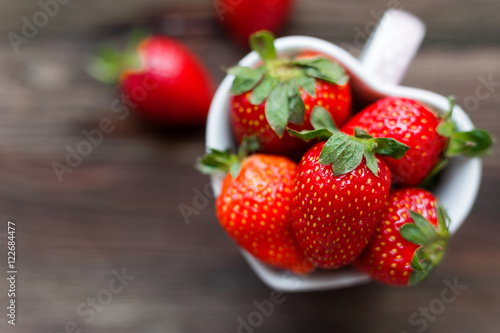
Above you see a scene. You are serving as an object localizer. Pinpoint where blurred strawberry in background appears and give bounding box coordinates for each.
[88,32,215,127]
[213,0,294,45]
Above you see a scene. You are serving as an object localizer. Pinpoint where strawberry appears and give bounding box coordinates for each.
[229,31,352,159]
[288,110,409,268]
[341,97,493,187]
[213,0,294,46]
[198,140,314,274]
[354,188,450,286]
[88,33,214,126]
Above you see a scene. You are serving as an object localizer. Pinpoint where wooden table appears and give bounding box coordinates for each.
[0,1,499,332]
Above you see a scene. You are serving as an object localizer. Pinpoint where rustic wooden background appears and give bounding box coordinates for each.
[0,0,499,332]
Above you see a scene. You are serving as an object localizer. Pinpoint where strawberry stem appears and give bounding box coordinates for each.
[249,31,277,62]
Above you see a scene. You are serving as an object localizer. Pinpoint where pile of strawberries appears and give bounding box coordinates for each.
[199,32,492,286]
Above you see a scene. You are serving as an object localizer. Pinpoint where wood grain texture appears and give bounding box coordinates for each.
[0,1,499,332]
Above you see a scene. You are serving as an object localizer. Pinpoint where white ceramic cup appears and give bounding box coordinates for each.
[205,10,482,291]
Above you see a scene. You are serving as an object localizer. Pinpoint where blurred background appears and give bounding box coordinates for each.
[0,0,499,332]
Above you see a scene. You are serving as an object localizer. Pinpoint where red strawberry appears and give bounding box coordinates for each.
[354,188,450,286]
[89,34,214,126]
[341,97,492,187]
[288,115,409,268]
[229,31,352,159]
[198,142,314,274]
[214,0,294,46]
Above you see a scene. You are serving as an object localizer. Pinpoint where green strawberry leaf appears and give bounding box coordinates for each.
[197,149,239,176]
[442,96,455,121]
[415,248,432,271]
[293,74,316,98]
[310,106,338,132]
[447,129,493,157]
[409,246,442,286]
[87,28,150,84]
[287,81,305,125]
[351,128,409,166]
[318,132,364,176]
[372,137,410,159]
[436,97,456,137]
[436,204,450,234]
[410,253,426,272]
[287,106,338,143]
[352,128,408,175]
[354,128,373,139]
[409,247,434,285]
[265,84,289,138]
[302,67,322,79]
[436,96,493,158]
[408,269,428,286]
[249,31,277,62]
[287,128,333,142]
[363,144,379,176]
[250,74,279,105]
[400,223,427,245]
[228,66,265,95]
[410,210,438,241]
[228,163,241,178]
[198,137,260,179]
[436,120,455,137]
[87,46,142,85]
[294,57,348,85]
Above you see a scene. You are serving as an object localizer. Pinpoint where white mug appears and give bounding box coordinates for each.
[205,10,482,292]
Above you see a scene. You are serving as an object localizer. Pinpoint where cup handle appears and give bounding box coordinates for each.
[359,9,426,85]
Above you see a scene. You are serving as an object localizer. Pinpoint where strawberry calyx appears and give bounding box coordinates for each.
[228,31,348,138]
[437,97,493,157]
[421,97,493,187]
[197,137,260,178]
[86,29,148,84]
[288,107,409,176]
[399,204,450,286]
